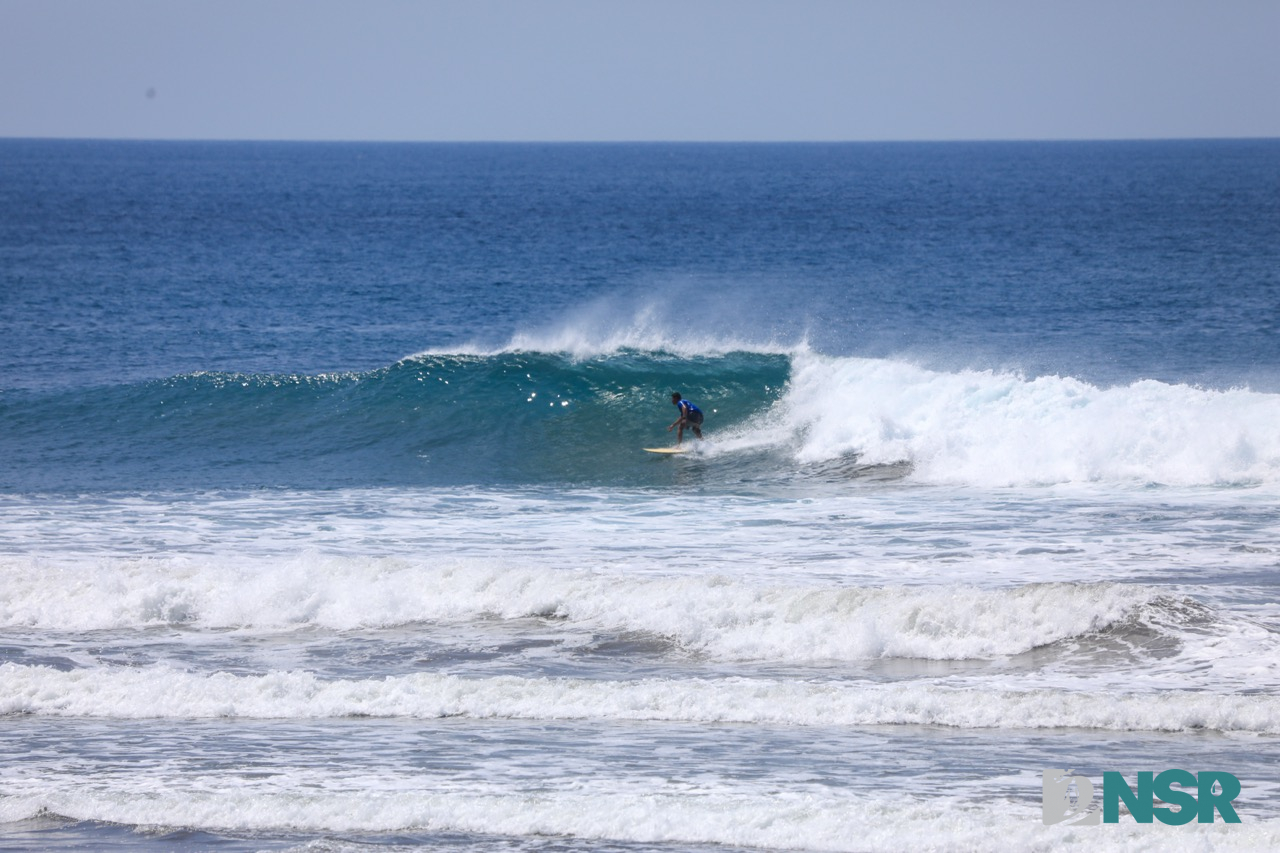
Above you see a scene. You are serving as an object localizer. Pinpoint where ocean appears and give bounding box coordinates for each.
[1,138,1279,851]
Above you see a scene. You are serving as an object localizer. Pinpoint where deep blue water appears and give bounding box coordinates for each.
[3,140,1278,389]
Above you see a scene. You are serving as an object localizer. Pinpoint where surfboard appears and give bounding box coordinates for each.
[644,447,690,454]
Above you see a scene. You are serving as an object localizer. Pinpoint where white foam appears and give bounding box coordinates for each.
[724,352,1280,487]
[0,554,1153,662]
[396,329,1280,489]
[5,664,1280,734]
[2,782,1276,852]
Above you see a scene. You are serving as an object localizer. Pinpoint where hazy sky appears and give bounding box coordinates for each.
[2,0,1277,142]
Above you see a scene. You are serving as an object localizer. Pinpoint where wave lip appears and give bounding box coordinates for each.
[408,334,802,362]
[4,664,1279,734]
[405,294,810,362]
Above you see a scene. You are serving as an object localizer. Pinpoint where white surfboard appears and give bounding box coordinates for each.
[643,447,690,454]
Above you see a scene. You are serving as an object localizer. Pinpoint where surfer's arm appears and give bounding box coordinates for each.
[669,403,687,430]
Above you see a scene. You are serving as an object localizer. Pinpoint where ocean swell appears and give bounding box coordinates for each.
[3,346,1278,491]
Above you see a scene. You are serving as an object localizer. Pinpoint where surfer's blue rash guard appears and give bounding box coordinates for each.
[679,401,703,422]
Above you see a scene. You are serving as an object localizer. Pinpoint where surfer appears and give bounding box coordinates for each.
[668,392,704,444]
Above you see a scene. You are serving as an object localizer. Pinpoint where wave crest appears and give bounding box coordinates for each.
[722,353,1280,487]
[5,664,1279,734]
[0,556,1156,663]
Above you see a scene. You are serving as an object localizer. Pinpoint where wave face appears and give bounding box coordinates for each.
[5,346,1280,491]
[0,349,786,491]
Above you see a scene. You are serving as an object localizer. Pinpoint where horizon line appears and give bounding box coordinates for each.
[4,134,1279,146]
